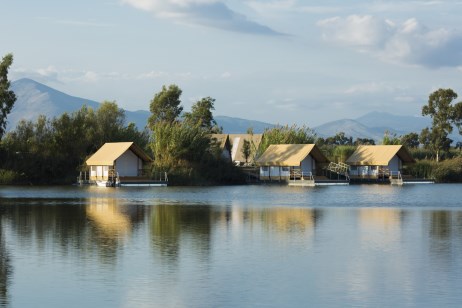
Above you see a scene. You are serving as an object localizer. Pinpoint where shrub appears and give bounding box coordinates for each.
[0,169,19,184]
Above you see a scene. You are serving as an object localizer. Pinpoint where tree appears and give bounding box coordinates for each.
[381,130,400,145]
[258,124,316,156]
[323,132,353,145]
[400,132,419,148]
[148,84,183,128]
[242,139,251,164]
[0,53,16,139]
[421,88,460,161]
[183,97,219,132]
[354,138,375,145]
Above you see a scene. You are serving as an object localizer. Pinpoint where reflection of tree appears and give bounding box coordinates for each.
[5,198,147,267]
[0,221,12,307]
[430,211,451,239]
[150,205,212,264]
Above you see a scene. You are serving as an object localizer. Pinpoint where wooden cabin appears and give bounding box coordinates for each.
[228,134,263,166]
[85,142,154,186]
[256,144,329,182]
[346,145,415,180]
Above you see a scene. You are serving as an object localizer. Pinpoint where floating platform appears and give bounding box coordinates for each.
[288,178,349,187]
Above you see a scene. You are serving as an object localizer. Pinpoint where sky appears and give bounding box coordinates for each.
[2,0,462,126]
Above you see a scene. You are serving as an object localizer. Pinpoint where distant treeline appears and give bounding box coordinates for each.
[1,53,462,184]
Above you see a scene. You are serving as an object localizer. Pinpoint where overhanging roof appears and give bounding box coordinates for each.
[345,145,415,166]
[86,142,152,166]
[256,144,329,166]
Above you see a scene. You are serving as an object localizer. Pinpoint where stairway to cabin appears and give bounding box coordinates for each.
[325,162,350,181]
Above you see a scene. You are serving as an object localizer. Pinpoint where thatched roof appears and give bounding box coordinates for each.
[256,144,329,166]
[86,142,152,166]
[346,145,415,166]
[229,134,263,162]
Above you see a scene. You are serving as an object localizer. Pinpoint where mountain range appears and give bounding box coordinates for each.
[7,78,458,142]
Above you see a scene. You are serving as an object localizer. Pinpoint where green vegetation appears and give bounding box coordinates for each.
[1,52,462,184]
[0,102,149,184]
[148,85,244,185]
[258,124,316,157]
[0,53,16,139]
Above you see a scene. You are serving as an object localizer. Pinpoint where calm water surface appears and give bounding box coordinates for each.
[1,184,462,307]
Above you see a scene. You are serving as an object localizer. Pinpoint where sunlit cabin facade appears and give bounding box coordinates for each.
[86,142,152,183]
[345,145,415,178]
[256,144,329,181]
[228,134,263,166]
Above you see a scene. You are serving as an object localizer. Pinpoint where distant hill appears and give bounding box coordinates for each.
[214,116,273,134]
[8,78,150,130]
[7,78,273,133]
[313,119,401,141]
[314,111,460,142]
[6,78,461,141]
[355,111,431,133]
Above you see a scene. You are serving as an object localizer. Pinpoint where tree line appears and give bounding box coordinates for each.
[1,52,462,184]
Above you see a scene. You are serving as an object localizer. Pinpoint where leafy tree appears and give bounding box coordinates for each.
[148,84,183,128]
[0,53,16,139]
[421,88,461,161]
[400,132,420,148]
[258,124,316,156]
[420,127,452,161]
[382,130,400,145]
[183,96,219,132]
[354,138,375,145]
[324,132,353,145]
[242,139,251,164]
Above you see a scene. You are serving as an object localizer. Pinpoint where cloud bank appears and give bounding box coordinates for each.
[317,15,462,68]
[122,0,283,35]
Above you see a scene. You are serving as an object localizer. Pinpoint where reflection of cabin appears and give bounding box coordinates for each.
[85,142,165,186]
[346,145,415,182]
[211,134,232,161]
[256,144,329,185]
[228,134,263,166]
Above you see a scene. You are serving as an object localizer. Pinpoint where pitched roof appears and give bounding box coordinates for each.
[86,142,152,166]
[211,134,230,150]
[228,134,263,162]
[345,145,415,166]
[256,144,329,166]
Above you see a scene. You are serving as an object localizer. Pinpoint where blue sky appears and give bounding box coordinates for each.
[2,0,462,126]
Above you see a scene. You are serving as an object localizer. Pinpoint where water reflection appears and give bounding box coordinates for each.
[0,215,12,307]
[1,185,462,307]
[150,205,212,264]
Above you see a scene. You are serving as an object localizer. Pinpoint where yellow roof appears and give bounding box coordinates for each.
[345,145,415,166]
[86,142,152,166]
[229,134,263,162]
[211,134,230,150]
[256,144,329,166]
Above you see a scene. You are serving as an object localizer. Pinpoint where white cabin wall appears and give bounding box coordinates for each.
[388,155,401,172]
[115,150,138,176]
[301,155,314,174]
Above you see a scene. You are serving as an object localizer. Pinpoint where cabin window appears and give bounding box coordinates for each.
[282,167,289,172]
[262,166,269,172]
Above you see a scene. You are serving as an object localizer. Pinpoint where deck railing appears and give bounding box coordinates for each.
[290,170,313,182]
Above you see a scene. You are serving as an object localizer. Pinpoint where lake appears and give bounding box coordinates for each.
[1,184,462,307]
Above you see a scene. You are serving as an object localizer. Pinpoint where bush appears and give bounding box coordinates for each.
[432,157,462,183]
[0,169,19,184]
[405,160,436,179]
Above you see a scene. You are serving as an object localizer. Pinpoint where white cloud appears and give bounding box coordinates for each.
[344,82,397,94]
[121,0,283,35]
[317,15,462,68]
[247,0,341,15]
